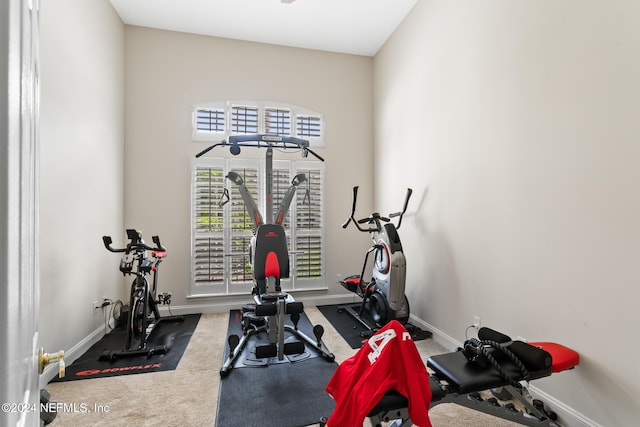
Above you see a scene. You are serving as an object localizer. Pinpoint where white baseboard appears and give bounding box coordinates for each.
[408,314,461,351]
[528,385,602,427]
[408,314,599,427]
[39,320,115,387]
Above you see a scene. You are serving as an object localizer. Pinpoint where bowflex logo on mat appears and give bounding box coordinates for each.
[75,363,162,377]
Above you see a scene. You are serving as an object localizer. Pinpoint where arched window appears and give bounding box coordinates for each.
[190,101,325,296]
[193,101,324,145]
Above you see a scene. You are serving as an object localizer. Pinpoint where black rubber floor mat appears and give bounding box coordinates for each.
[217,355,337,427]
[49,313,200,382]
[317,304,431,349]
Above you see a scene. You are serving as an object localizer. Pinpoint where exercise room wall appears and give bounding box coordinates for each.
[39,0,125,362]
[123,26,374,311]
[374,0,640,426]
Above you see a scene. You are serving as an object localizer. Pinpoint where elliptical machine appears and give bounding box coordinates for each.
[339,186,413,334]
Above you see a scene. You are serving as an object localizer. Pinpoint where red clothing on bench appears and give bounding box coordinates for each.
[325,320,432,427]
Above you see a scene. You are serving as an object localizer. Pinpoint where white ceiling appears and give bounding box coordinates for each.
[109,0,417,57]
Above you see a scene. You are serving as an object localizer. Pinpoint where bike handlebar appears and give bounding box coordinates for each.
[102,229,166,254]
[342,186,413,233]
[102,236,124,253]
[195,133,324,162]
[151,235,166,252]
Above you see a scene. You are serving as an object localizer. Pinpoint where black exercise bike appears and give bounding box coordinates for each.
[100,229,184,361]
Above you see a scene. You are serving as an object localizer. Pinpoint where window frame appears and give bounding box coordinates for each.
[190,156,325,297]
[192,100,325,147]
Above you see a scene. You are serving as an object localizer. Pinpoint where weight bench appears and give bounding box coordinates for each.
[370,328,579,427]
[324,327,579,427]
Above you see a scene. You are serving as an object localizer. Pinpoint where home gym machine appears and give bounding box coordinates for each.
[100,229,184,361]
[338,186,414,335]
[195,134,335,377]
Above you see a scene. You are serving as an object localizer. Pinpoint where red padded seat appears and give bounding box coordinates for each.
[528,342,579,373]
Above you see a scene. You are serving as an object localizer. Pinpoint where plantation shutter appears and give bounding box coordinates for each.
[294,167,323,279]
[229,166,259,287]
[196,108,225,132]
[271,164,292,228]
[191,157,324,295]
[232,105,259,134]
[193,165,225,286]
[296,114,322,138]
[265,108,291,135]
[193,101,324,147]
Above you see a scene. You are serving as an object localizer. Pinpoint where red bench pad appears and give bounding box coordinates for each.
[528,342,579,373]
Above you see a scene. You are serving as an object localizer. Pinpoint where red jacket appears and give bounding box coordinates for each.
[325,320,432,427]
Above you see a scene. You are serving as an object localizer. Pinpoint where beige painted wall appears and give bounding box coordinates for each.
[39,0,125,357]
[374,1,640,425]
[123,27,374,310]
[37,0,635,424]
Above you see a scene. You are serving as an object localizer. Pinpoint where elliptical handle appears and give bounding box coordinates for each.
[394,188,413,230]
[342,186,359,229]
[403,188,413,213]
[350,186,359,217]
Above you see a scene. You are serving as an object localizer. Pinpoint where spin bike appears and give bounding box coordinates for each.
[101,229,184,361]
[195,134,335,377]
[339,186,413,335]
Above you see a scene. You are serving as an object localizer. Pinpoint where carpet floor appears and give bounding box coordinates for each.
[44,307,520,426]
